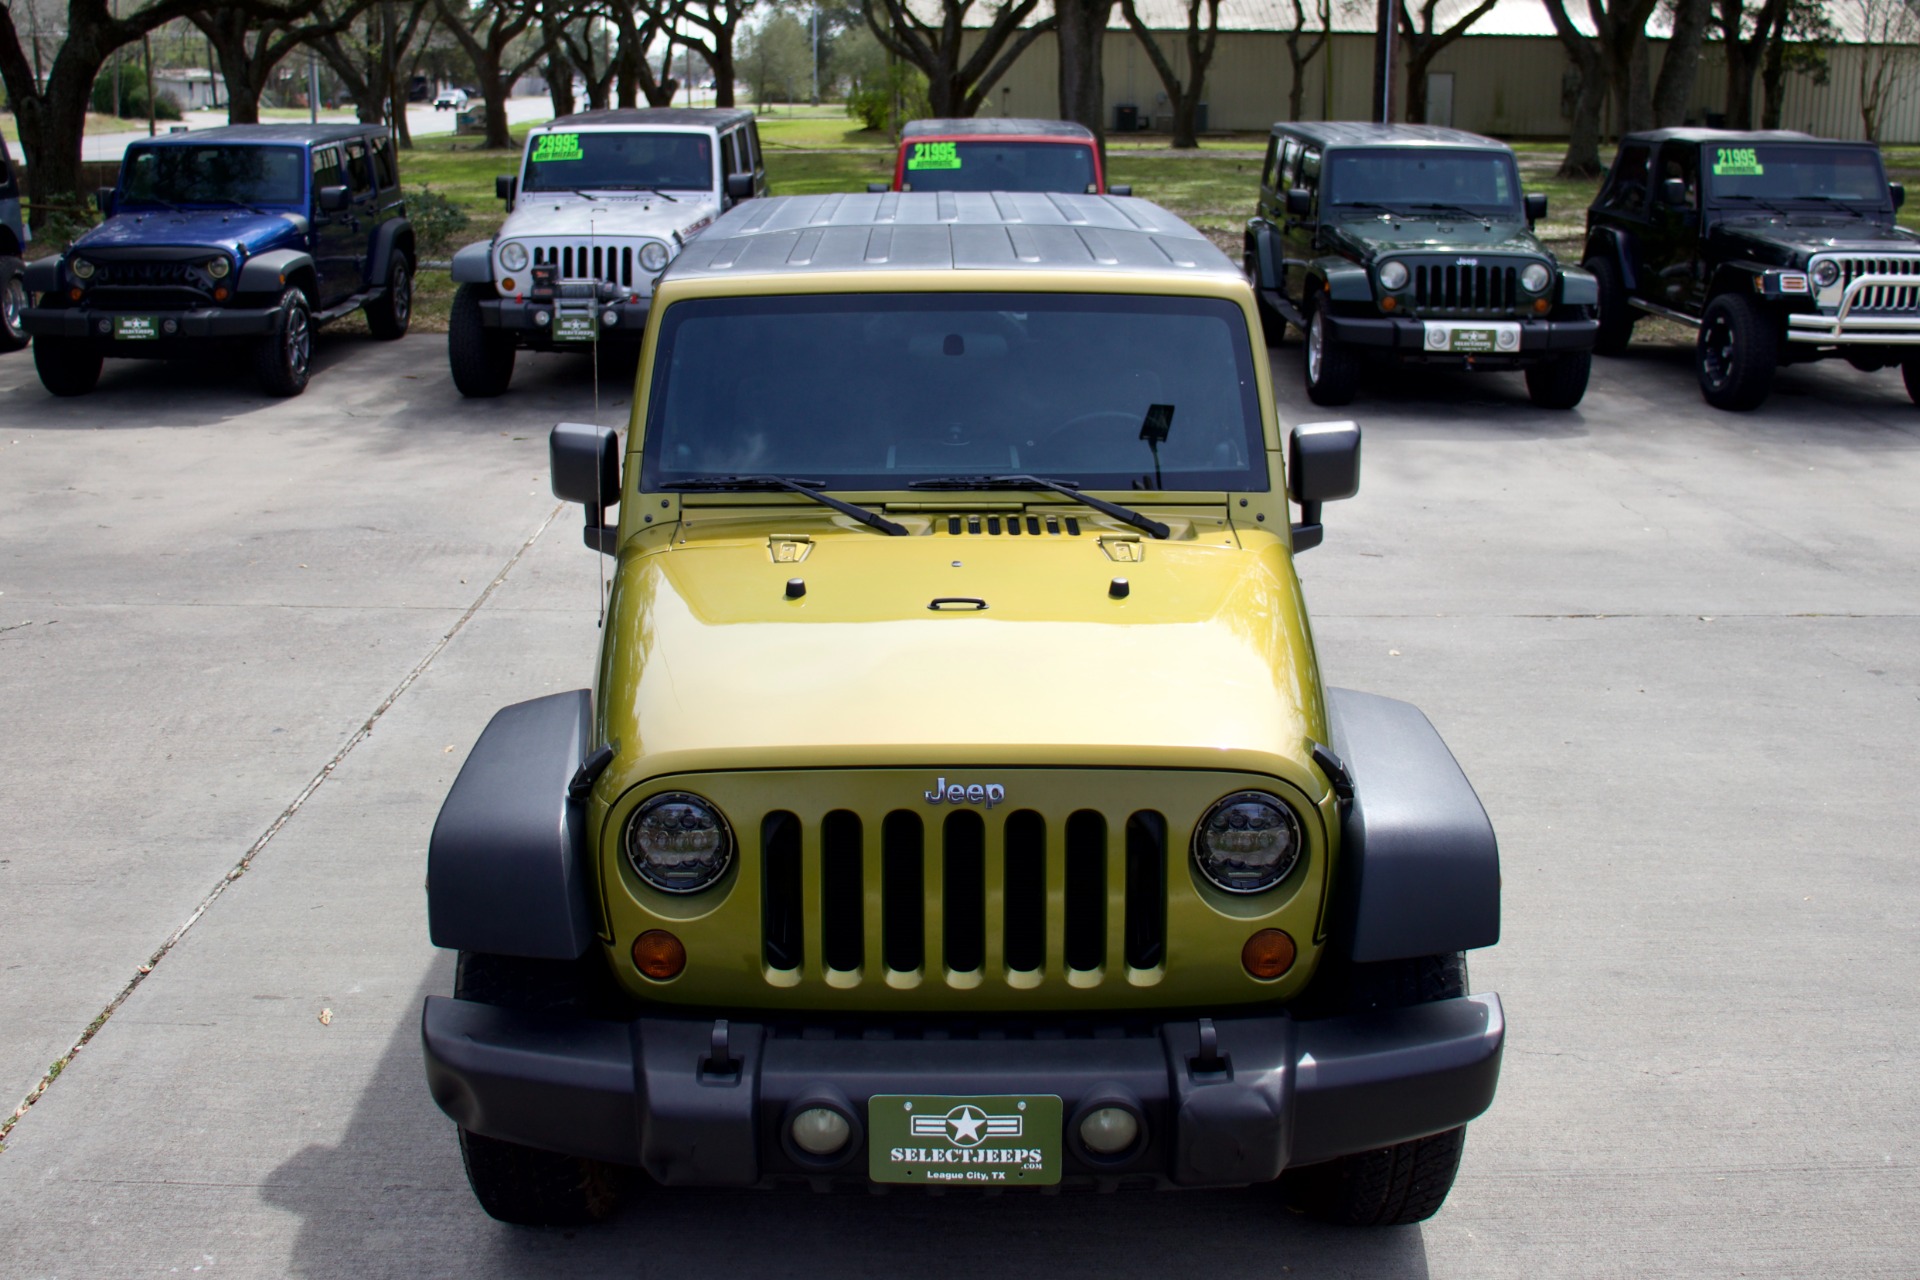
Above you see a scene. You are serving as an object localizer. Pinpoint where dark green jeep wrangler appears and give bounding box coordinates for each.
[1245,123,1598,409]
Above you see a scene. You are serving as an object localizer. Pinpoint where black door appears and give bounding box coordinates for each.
[1647,142,1703,310]
[309,145,359,305]
[1282,144,1319,307]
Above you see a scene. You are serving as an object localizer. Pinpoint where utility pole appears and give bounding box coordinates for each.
[143,34,156,136]
[810,5,819,106]
[309,48,320,124]
[1321,0,1334,120]
[1371,0,1395,123]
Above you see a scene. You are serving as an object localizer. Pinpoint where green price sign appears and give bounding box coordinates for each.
[907,141,962,171]
[532,132,583,163]
[1713,147,1764,177]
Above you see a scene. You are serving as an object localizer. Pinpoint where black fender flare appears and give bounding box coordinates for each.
[1583,225,1638,293]
[368,216,415,284]
[237,248,316,299]
[1323,688,1500,963]
[427,690,601,960]
[24,256,61,293]
[1245,218,1283,291]
[450,240,495,285]
[1706,259,1771,302]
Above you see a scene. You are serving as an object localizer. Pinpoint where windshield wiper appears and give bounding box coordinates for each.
[1333,201,1415,219]
[662,475,907,535]
[1716,194,1795,218]
[580,184,678,201]
[208,196,268,217]
[1793,195,1868,218]
[906,475,1170,539]
[1408,202,1495,223]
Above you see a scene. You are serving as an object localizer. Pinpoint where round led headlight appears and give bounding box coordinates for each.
[1520,262,1552,293]
[1377,260,1408,291]
[68,257,96,281]
[206,255,231,279]
[497,240,529,272]
[625,792,733,894]
[1813,259,1840,288]
[1192,791,1302,894]
[639,240,670,273]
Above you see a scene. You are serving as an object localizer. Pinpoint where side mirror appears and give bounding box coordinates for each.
[725,173,755,200]
[1524,192,1548,223]
[496,174,517,205]
[550,422,622,554]
[1891,182,1906,211]
[1286,420,1361,553]
[867,181,889,193]
[317,184,349,213]
[1660,177,1688,207]
[1285,187,1312,217]
[95,186,116,217]
[1108,184,1133,197]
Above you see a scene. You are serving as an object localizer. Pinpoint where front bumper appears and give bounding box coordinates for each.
[1787,275,1920,344]
[23,302,285,342]
[479,295,650,344]
[1324,313,1598,361]
[421,991,1504,1189]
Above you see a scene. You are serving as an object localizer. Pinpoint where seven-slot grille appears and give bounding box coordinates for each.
[530,242,645,288]
[941,513,1083,536]
[1827,255,1920,312]
[1411,261,1520,315]
[93,260,201,287]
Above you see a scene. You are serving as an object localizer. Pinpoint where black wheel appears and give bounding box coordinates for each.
[252,286,312,396]
[1304,305,1359,406]
[451,951,626,1226]
[0,255,28,352]
[1524,351,1591,409]
[1903,358,1919,406]
[33,335,102,396]
[1279,953,1472,1226]
[449,282,515,397]
[1584,255,1635,356]
[1696,292,1778,412]
[364,248,413,340]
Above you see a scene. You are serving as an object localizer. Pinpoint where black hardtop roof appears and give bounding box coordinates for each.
[903,117,1096,141]
[132,123,385,147]
[1618,127,1835,146]
[1270,121,1510,151]
[544,107,755,129]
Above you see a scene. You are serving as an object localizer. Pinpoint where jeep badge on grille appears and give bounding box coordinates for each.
[924,777,1006,809]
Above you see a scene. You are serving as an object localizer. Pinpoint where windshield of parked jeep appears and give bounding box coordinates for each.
[899,141,1099,194]
[120,145,305,207]
[641,293,1266,492]
[1326,148,1519,215]
[1704,144,1889,207]
[523,130,714,192]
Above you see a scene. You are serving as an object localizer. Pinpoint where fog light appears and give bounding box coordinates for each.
[603,308,618,325]
[1078,1107,1140,1156]
[533,309,551,326]
[1426,326,1446,349]
[1242,928,1296,980]
[97,319,111,334]
[631,930,686,980]
[162,319,178,335]
[790,1107,852,1156]
[1497,328,1518,350]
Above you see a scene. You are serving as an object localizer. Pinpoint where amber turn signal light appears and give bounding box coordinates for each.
[1534,297,1551,313]
[632,930,686,980]
[1380,296,1398,311]
[1242,929,1296,980]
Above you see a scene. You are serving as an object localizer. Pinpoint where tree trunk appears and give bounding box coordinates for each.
[1758,32,1785,128]
[547,52,575,118]
[6,35,114,230]
[1403,39,1432,123]
[474,50,512,149]
[227,76,263,124]
[1560,57,1606,177]
[1056,0,1113,150]
[1724,42,1758,126]
[616,41,639,108]
[708,42,736,107]
[1652,0,1710,126]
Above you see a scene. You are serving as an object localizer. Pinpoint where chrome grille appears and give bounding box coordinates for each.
[1827,255,1920,313]
[1411,261,1520,315]
[530,241,637,288]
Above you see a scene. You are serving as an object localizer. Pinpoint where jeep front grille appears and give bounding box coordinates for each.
[1411,262,1519,315]
[93,260,200,288]
[1824,255,1920,313]
[530,242,638,288]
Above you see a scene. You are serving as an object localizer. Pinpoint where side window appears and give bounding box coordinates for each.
[1299,147,1321,192]
[1658,142,1699,210]
[370,136,398,191]
[1609,143,1650,214]
[1280,140,1302,190]
[726,130,748,176]
[1261,135,1280,190]
[311,146,344,195]
[343,141,374,197]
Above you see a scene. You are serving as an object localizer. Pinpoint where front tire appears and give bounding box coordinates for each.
[1305,306,1359,406]
[1697,293,1778,411]
[33,335,102,396]
[1524,351,1591,409]
[0,255,28,352]
[252,286,313,396]
[363,248,413,340]
[448,282,515,397]
[1584,255,1635,356]
[1903,358,1919,406]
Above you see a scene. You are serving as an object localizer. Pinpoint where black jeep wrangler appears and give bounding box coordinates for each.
[1246,122,1598,409]
[1583,128,1918,411]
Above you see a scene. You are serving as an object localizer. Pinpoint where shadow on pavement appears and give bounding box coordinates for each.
[261,970,1434,1280]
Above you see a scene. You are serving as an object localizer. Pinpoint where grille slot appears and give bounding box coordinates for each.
[880,811,925,972]
[942,811,986,973]
[762,812,804,972]
[820,811,864,972]
[1412,262,1519,315]
[1003,810,1046,972]
[1063,810,1107,972]
[531,242,637,288]
[1831,255,1920,312]
[1123,812,1168,970]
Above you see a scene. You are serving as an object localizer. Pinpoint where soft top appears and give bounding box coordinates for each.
[903,118,1096,141]
[540,108,755,131]
[665,191,1237,282]
[129,123,383,147]
[1616,127,1830,146]
[1271,122,1509,151]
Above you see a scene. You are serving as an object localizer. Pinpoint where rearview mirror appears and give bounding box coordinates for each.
[316,184,349,213]
[1660,177,1688,207]
[1285,188,1312,217]
[496,174,517,206]
[95,186,116,217]
[551,422,622,554]
[1524,192,1548,223]
[1892,182,1906,210]
[725,173,755,200]
[1287,420,1361,553]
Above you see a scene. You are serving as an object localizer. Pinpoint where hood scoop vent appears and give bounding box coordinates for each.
[942,513,1082,537]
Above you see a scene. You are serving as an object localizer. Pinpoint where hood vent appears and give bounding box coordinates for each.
[943,513,1082,536]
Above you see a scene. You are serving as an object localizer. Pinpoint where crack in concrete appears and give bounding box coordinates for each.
[0,504,565,1149]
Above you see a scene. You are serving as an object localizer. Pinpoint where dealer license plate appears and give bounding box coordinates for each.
[113,315,160,340]
[552,311,598,343]
[1423,320,1518,354]
[869,1094,1062,1186]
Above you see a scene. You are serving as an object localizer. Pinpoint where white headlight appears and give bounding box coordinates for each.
[1378,260,1408,291]
[626,792,733,893]
[1192,791,1301,894]
[1813,260,1840,288]
[640,240,670,272]
[69,257,96,281]
[498,240,529,272]
[207,256,230,279]
[1520,262,1552,293]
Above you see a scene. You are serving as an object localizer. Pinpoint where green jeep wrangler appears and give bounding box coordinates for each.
[422,192,1505,1228]
[1246,122,1599,409]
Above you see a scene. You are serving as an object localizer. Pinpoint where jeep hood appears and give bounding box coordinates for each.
[595,527,1328,790]
[502,193,720,243]
[1712,218,1920,263]
[1334,216,1548,258]
[79,209,305,256]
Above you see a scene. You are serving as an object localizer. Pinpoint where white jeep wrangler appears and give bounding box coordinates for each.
[447,107,767,397]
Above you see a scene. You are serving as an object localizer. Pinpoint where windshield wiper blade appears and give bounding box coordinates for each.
[662,475,907,535]
[1334,201,1415,219]
[1717,194,1795,217]
[209,196,267,216]
[1794,195,1868,218]
[1408,202,1495,222]
[906,475,1170,539]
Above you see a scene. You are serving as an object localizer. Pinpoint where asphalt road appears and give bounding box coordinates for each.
[0,331,1916,1278]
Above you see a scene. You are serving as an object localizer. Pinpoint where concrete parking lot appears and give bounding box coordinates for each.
[0,332,1915,1278]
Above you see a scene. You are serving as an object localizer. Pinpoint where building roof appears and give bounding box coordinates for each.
[131,123,381,146]
[545,107,756,130]
[666,192,1238,282]
[903,117,1096,140]
[1272,122,1510,149]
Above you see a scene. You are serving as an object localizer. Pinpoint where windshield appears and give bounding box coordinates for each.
[641,293,1266,493]
[120,145,305,207]
[523,130,713,192]
[1704,143,1889,207]
[900,140,1099,194]
[1325,148,1519,215]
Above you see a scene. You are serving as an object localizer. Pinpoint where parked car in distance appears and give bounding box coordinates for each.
[446,107,767,397]
[1582,128,1919,410]
[433,87,469,112]
[869,118,1130,196]
[0,132,28,352]
[422,192,1505,1231]
[1246,122,1598,409]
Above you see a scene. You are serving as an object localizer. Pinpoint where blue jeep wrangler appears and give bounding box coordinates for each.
[22,124,415,396]
[0,133,27,352]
